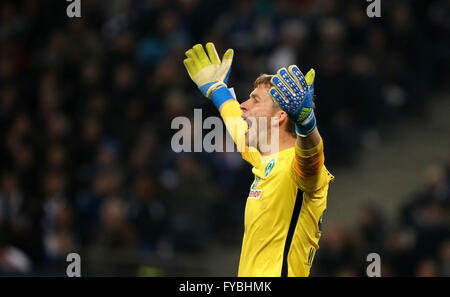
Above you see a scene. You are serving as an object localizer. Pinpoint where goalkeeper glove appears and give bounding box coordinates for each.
[269,66,317,137]
[183,43,235,109]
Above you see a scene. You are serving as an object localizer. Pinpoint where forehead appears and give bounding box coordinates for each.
[251,84,272,101]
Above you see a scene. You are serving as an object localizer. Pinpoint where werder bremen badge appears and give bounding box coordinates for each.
[264,159,276,178]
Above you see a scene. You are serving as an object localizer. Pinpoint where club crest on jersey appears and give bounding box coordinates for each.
[264,159,276,178]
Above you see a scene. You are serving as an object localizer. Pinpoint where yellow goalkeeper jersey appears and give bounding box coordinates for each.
[220,100,334,277]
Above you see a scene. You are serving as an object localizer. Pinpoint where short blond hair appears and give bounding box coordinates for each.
[254,74,274,88]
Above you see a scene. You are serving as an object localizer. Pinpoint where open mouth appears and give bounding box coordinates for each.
[244,117,255,137]
[245,118,253,129]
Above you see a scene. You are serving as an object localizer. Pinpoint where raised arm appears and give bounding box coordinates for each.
[183,43,260,166]
[269,66,332,192]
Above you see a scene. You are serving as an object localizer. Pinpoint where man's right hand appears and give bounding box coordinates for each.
[183,43,234,99]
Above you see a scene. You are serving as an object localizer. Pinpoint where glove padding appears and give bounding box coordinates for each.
[183,43,234,98]
[269,66,317,137]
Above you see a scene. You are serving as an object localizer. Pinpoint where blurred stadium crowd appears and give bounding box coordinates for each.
[0,0,449,276]
[313,163,450,276]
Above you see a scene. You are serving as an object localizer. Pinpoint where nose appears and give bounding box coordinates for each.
[240,99,249,112]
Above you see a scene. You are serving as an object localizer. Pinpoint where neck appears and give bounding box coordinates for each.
[258,132,295,156]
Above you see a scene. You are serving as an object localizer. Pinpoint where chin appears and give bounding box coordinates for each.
[245,126,258,149]
[245,133,250,146]
[246,136,258,149]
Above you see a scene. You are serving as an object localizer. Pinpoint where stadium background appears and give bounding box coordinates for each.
[0,0,448,276]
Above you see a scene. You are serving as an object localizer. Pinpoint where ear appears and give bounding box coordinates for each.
[272,110,289,127]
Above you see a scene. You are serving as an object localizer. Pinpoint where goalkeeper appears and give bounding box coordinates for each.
[183,43,334,277]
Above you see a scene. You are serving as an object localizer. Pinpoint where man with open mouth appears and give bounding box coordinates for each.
[183,42,334,277]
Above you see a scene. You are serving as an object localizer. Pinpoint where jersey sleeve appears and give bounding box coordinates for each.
[291,137,334,195]
[219,100,261,167]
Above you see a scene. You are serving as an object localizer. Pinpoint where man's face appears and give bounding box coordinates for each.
[240,84,280,148]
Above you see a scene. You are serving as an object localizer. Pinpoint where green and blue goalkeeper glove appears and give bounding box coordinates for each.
[269,66,317,137]
[183,43,235,109]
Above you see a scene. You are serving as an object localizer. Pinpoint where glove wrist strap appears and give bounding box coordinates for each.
[210,85,234,110]
[295,111,317,137]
